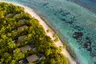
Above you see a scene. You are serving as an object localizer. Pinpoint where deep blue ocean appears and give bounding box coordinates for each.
[1,0,96,64]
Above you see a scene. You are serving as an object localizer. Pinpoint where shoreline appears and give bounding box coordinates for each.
[39,15,78,61]
[22,5,77,64]
[29,5,78,63]
[0,1,77,64]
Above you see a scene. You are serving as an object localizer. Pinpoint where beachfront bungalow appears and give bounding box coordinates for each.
[5,14,13,18]
[18,25,27,30]
[13,44,35,53]
[18,54,39,64]
[18,35,25,42]
[13,45,31,54]
[19,19,26,22]
[14,14,21,17]
[20,45,32,52]
[26,54,39,63]
[19,19,26,24]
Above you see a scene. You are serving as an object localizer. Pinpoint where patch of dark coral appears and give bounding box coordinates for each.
[56,8,70,17]
[42,3,49,6]
[83,37,92,52]
[65,20,74,24]
[59,17,74,24]
[72,32,83,40]
[94,62,96,64]
[73,25,83,31]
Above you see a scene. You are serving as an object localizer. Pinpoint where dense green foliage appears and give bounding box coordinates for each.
[0,2,68,64]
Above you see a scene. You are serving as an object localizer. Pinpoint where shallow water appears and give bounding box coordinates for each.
[70,0,96,14]
[1,0,96,64]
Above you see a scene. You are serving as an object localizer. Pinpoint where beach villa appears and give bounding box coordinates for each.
[18,25,27,30]
[20,45,32,52]
[19,54,39,64]
[5,13,13,18]
[18,35,25,42]
[13,45,40,64]
[19,19,26,22]
[27,54,39,63]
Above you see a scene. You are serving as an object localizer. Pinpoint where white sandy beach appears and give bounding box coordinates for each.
[0,1,77,64]
[24,5,77,64]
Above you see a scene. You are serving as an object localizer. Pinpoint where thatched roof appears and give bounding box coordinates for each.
[20,45,32,52]
[18,25,27,30]
[19,19,26,24]
[26,54,39,63]
[5,14,13,18]
[18,35,25,42]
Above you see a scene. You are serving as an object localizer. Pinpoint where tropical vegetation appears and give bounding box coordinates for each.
[0,2,68,64]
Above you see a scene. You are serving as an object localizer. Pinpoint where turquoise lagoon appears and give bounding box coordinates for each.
[70,0,96,14]
[1,0,96,64]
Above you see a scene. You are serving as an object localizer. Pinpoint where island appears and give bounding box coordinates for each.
[0,2,69,64]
